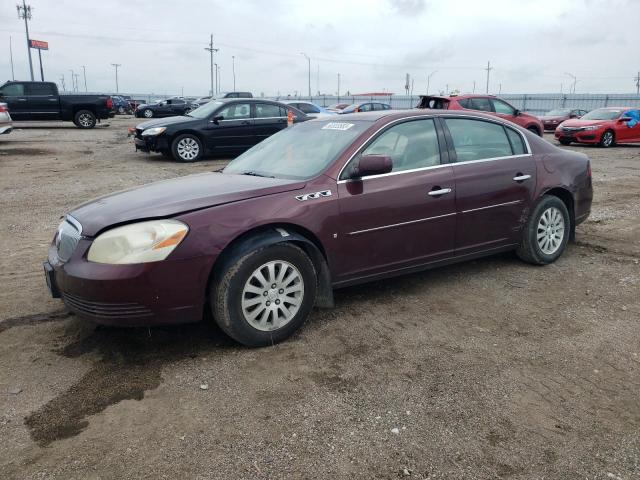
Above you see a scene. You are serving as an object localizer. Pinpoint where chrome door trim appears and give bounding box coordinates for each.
[461,199,523,214]
[347,212,456,236]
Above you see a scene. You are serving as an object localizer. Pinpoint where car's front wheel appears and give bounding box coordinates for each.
[171,134,203,162]
[211,243,317,347]
[516,195,570,265]
[559,138,572,146]
[599,129,614,148]
[142,109,154,118]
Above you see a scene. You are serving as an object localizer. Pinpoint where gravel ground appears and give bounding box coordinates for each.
[0,117,638,479]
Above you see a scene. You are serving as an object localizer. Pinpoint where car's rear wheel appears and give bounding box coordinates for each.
[516,195,570,265]
[143,109,154,118]
[559,139,572,146]
[211,243,317,347]
[171,134,203,162]
[74,110,97,129]
[599,129,614,148]
[117,106,125,114]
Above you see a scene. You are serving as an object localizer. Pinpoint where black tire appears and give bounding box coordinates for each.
[527,126,541,136]
[171,134,203,162]
[74,110,96,129]
[599,129,614,148]
[516,195,571,265]
[211,243,317,347]
[142,109,154,118]
[117,106,125,114]
[559,139,572,146]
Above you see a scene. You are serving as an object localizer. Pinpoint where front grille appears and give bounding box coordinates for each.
[56,217,82,262]
[562,127,583,133]
[63,293,153,319]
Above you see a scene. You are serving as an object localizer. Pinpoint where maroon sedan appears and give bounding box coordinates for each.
[44,110,592,346]
[539,108,588,131]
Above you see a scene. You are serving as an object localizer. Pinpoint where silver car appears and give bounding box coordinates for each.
[0,103,12,135]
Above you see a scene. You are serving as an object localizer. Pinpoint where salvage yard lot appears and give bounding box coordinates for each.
[0,117,639,479]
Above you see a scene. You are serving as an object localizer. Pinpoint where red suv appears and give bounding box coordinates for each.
[417,94,543,136]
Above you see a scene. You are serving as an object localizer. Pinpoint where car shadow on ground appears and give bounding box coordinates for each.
[19,251,517,447]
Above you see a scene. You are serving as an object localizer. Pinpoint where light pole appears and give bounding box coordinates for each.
[80,65,87,92]
[17,1,34,81]
[426,70,437,94]
[214,63,219,94]
[300,52,311,98]
[232,55,236,91]
[564,72,577,94]
[204,34,219,97]
[69,69,75,91]
[337,72,340,97]
[9,36,15,80]
[111,63,121,93]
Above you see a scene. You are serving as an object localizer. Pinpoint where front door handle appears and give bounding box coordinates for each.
[428,187,452,197]
[513,174,531,182]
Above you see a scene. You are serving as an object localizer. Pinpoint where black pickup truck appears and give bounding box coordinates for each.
[0,81,114,129]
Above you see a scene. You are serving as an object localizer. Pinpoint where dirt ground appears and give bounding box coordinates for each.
[0,116,638,480]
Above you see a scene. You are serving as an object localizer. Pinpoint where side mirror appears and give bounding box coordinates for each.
[618,117,631,123]
[351,155,393,179]
[513,109,521,116]
[211,115,224,124]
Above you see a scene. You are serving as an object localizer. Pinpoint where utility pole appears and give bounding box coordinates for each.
[214,63,219,94]
[472,80,476,93]
[17,1,34,80]
[69,69,75,91]
[564,72,577,94]
[232,55,236,91]
[300,52,311,98]
[80,65,87,92]
[634,71,640,95]
[316,63,319,95]
[73,73,80,92]
[111,63,121,93]
[337,73,340,97]
[204,34,219,96]
[427,70,437,95]
[485,61,492,94]
[498,83,502,95]
[9,36,15,80]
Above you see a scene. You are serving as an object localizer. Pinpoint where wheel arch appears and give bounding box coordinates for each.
[526,124,542,136]
[207,223,334,310]
[540,186,576,240]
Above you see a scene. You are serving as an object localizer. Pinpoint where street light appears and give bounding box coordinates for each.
[111,63,121,93]
[426,70,438,95]
[80,65,87,92]
[300,52,311,98]
[564,72,577,94]
[232,55,236,91]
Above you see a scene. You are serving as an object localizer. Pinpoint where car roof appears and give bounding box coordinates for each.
[419,94,498,101]
[311,108,533,124]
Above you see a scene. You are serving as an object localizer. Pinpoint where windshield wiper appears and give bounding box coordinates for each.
[240,171,275,178]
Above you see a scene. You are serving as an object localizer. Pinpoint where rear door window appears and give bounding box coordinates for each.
[28,83,56,95]
[1,83,26,96]
[445,118,514,162]
[255,103,281,118]
[469,98,492,112]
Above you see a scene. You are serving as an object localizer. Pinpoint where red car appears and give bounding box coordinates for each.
[539,108,588,131]
[418,94,544,136]
[44,110,592,346]
[554,107,640,147]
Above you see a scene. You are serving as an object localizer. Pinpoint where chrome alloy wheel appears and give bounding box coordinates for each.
[78,113,93,127]
[241,260,304,331]
[143,109,153,118]
[537,206,565,255]
[601,130,613,147]
[176,137,200,160]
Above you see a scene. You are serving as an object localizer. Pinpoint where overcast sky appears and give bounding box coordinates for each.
[1,0,638,97]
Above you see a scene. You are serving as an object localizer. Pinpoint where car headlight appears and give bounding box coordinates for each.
[141,127,166,136]
[583,125,602,131]
[87,219,188,264]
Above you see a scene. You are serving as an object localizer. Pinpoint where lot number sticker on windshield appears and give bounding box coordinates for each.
[322,122,355,131]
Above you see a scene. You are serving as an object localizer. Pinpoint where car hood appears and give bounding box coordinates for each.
[70,172,306,236]
[558,119,609,128]
[136,116,198,129]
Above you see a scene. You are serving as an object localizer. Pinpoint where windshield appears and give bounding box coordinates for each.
[581,108,622,120]
[545,109,571,116]
[223,120,371,180]
[187,100,225,119]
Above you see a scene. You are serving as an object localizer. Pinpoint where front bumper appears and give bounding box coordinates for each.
[134,134,169,153]
[45,240,208,327]
[0,124,12,135]
[554,129,601,144]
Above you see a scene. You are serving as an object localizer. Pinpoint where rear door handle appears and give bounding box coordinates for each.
[513,174,531,182]
[428,187,452,197]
